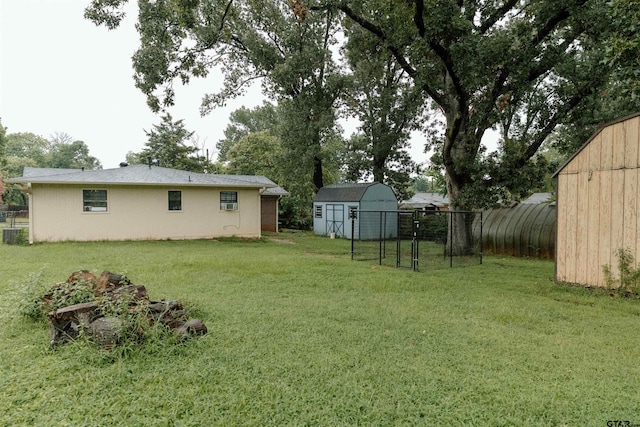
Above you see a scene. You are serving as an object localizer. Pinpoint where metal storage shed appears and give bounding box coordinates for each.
[554,112,640,287]
[313,183,398,239]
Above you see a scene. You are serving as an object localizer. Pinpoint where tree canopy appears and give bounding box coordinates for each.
[86,0,640,218]
[4,132,101,171]
[0,128,102,204]
[127,113,210,172]
[216,103,279,162]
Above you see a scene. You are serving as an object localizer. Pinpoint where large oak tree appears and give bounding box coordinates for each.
[306,0,623,252]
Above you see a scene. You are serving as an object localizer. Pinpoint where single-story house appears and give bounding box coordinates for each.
[400,192,449,211]
[7,165,279,243]
[313,182,398,239]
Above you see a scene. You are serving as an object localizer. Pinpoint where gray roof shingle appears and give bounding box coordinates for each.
[401,192,449,207]
[8,165,277,189]
[314,183,378,202]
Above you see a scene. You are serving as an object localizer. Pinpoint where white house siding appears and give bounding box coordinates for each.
[29,184,261,242]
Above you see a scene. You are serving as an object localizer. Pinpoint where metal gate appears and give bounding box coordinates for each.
[397,211,416,269]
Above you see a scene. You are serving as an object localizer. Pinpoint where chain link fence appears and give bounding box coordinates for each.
[351,210,482,270]
[0,205,29,228]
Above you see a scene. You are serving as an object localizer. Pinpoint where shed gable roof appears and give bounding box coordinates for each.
[552,111,640,178]
[313,183,381,202]
[9,165,277,189]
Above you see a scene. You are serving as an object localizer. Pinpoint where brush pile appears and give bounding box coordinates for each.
[44,270,207,348]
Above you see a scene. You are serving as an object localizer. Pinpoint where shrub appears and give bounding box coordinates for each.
[603,247,640,295]
[16,267,50,321]
[13,228,29,245]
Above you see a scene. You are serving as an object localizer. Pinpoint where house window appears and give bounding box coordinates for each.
[168,191,182,211]
[315,205,323,218]
[83,189,108,212]
[220,191,238,210]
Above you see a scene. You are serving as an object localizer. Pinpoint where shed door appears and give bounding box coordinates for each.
[326,204,345,237]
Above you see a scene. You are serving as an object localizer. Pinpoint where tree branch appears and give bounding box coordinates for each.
[479,0,520,33]
[335,4,447,107]
[414,0,425,37]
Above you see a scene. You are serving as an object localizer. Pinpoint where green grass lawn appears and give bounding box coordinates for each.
[1,232,639,426]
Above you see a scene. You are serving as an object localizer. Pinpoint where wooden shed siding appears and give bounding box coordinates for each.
[586,167,601,284]
[611,170,626,277]
[575,169,589,285]
[601,127,614,170]
[620,120,638,169]
[598,170,613,286]
[632,117,640,166]
[556,113,640,287]
[623,169,638,259]
[566,173,579,282]
[612,123,626,169]
[556,175,568,281]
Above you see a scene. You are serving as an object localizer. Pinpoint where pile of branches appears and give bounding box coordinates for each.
[44,270,207,348]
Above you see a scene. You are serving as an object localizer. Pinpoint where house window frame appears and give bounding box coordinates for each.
[220,191,238,211]
[82,189,108,212]
[315,205,323,218]
[168,190,182,211]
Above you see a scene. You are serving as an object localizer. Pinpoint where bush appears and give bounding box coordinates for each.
[603,247,640,295]
[16,267,50,321]
[14,228,29,245]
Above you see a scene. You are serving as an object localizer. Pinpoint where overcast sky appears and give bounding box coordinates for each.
[0,1,466,171]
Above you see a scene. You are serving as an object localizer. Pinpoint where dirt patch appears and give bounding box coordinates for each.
[268,238,295,244]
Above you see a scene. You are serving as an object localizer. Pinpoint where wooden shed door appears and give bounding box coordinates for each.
[326,204,345,237]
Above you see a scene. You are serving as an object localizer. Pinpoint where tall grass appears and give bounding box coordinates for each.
[1,232,639,426]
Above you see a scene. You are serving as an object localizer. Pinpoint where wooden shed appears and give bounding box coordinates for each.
[313,183,398,239]
[554,112,640,287]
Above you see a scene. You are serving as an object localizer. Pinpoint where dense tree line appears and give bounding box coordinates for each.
[0,121,102,205]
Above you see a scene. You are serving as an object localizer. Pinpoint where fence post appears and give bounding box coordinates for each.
[449,212,454,268]
[413,211,419,271]
[479,211,483,265]
[351,217,354,260]
[379,211,384,265]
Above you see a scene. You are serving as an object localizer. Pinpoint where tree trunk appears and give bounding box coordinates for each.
[313,155,324,192]
[443,103,482,256]
[372,153,385,183]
